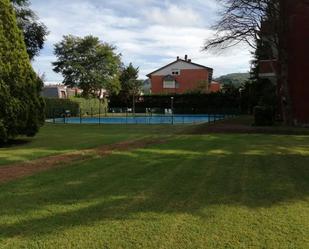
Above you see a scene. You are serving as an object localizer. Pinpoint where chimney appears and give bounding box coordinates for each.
[188,59,191,63]
[184,55,188,61]
[177,56,179,60]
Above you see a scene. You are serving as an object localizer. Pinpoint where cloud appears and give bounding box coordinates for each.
[144,5,201,27]
[29,0,252,82]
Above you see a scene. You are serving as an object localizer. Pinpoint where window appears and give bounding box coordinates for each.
[171,69,180,76]
[60,90,67,99]
[163,80,176,89]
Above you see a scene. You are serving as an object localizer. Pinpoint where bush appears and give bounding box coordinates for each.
[44,97,107,118]
[44,98,80,118]
[0,0,44,143]
[254,106,274,126]
[109,92,240,114]
[71,97,107,116]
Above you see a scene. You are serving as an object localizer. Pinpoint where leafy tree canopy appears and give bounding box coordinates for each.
[119,63,141,95]
[11,0,48,60]
[53,35,122,98]
[118,63,143,109]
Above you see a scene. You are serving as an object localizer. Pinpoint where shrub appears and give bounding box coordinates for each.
[44,97,107,118]
[254,106,274,126]
[44,98,80,118]
[71,97,107,116]
[0,0,44,143]
[109,92,240,114]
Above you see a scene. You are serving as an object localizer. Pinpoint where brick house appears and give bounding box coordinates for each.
[41,85,70,99]
[147,55,214,94]
[259,0,309,125]
[283,0,309,125]
[209,81,222,93]
[42,84,107,99]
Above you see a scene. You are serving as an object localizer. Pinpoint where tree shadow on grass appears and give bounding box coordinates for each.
[0,136,308,239]
[0,139,31,148]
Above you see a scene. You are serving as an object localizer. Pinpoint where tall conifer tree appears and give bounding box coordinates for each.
[0,0,44,143]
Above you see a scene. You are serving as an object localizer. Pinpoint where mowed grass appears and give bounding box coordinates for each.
[0,124,188,166]
[0,133,309,248]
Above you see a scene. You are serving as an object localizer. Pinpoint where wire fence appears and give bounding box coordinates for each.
[46,107,238,125]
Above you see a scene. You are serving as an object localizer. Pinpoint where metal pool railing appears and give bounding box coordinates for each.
[47,114,234,125]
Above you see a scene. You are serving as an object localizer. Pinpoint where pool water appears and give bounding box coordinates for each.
[49,115,226,125]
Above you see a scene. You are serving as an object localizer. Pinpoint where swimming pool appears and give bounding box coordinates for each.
[49,114,227,125]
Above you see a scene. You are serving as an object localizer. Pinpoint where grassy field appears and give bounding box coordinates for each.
[0,124,188,166]
[0,122,308,249]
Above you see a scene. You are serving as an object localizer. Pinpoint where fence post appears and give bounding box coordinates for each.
[63,109,66,124]
[99,103,101,125]
[53,109,55,124]
[126,109,128,125]
[80,108,82,124]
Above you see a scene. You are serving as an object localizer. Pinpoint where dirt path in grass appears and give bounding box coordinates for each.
[0,138,167,184]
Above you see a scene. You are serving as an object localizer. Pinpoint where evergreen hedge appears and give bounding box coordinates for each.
[254,106,274,126]
[109,93,240,114]
[44,97,107,118]
[0,0,44,143]
[72,97,107,116]
[44,98,80,118]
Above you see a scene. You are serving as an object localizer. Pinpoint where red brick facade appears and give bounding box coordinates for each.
[150,69,210,94]
[260,0,309,124]
[259,60,278,77]
[209,81,221,93]
[285,0,309,124]
[148,58,213,94]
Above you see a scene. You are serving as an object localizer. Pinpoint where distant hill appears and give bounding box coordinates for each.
[214,73,250,87]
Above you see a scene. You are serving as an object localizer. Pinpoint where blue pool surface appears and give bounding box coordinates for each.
[49,115,226,125]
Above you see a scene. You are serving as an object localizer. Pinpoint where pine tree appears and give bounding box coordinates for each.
[0,0,44,143]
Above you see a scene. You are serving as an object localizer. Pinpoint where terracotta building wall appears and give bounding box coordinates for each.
[151,69,209,94]
[286,0,309,123]
[209,82,221,93]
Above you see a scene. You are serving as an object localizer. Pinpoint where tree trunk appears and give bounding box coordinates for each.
[278,0,294,125]
[278,49,293,125]
[132,95,135,116]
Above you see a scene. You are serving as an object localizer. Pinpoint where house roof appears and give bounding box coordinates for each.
[146,59,213,77]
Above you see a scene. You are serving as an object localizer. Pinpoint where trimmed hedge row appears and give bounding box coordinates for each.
[254,106,274,126]
[45,93,241,118]
[44,97,107,118]
[109,93,240,114]
[72,97,107,115]
[44,98,80,118]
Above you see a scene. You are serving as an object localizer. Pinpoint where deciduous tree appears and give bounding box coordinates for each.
[53,35,121,98]
[204,0,279,50]
[118,63,143,114]
[204,0,292,124]
[11,0,48,60]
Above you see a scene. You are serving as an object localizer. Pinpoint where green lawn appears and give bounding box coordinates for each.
[0,124,187,166]
[0,129,309,248]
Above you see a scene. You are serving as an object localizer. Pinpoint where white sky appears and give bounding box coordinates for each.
[30,0,253,83]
